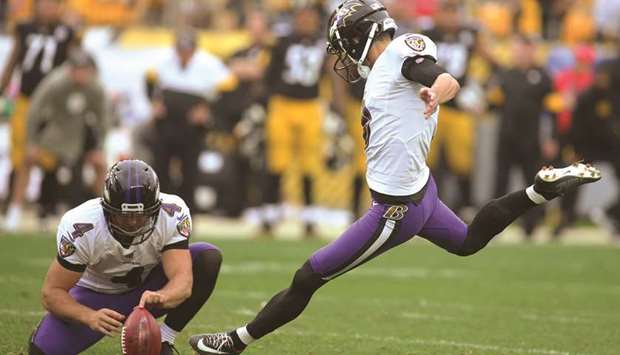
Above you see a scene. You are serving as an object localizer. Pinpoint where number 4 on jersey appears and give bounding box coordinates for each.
[161,203,182,217]
[71,223,94,240]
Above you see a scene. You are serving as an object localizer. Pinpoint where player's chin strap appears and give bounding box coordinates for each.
[356,23,378,79]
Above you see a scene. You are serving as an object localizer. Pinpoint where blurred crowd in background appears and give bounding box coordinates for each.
[0,0,619,241]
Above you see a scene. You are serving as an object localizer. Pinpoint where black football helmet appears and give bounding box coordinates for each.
[327,0,397,83]
[102,160,161,248]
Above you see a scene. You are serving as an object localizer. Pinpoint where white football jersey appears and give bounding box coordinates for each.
[56,193,192,294]
[363,33,439,196]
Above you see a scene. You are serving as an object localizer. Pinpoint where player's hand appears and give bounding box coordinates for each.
[419,87,439,118]
[87,308,125,336]
[139,290,168,308]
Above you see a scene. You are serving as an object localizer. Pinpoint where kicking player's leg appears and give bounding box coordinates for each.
[189,180,439,354]
[420,163,601,256]
[419,191,534,255]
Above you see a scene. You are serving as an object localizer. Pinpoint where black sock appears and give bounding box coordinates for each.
[164,249,222,331]
[458,190,536,256]
[246,261,326,339]
[229,331,246,350]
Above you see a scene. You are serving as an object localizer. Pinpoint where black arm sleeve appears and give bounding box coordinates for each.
[162,239,189,252]
[56,255,87,273]
[401,56,448,87]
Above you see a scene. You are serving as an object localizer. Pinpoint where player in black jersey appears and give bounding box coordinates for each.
[423,0,494,216]
[262,4,327,237]
[1,0,76,230]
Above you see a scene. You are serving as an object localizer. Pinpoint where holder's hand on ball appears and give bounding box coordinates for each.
[139,290,168,308]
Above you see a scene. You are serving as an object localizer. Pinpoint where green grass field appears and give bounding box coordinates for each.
[0,234,619,355]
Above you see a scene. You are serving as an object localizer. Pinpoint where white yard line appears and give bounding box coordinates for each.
[412,298,616,322]
[520,313,595,324]
[282,330,586,355]
[400,312,461,322]
[0,276,40,285]
[401,310,594,325]
[220,261,467,279]
[214,289,615,323]
[0,309,45,317]
[233,308,259,317]
[216,289,270,300]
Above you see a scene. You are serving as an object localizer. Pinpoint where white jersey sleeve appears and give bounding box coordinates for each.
[392,34,438,62]
[56,209,97,272]
[159,193,192,250]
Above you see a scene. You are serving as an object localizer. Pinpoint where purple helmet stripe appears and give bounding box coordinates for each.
[124,161,132,204]
[135,161,142,203]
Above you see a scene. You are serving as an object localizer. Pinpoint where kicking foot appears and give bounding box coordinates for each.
[189,332,245,354]
[534,163,601,200]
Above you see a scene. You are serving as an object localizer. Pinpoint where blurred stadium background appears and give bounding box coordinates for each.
[0,0,619,353]
[0,0,619,241]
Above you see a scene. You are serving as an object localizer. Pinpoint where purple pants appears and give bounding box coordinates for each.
[311,176,468,279]
[31,242,218,355]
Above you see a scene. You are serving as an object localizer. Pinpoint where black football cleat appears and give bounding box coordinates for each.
[160,341,179,355]
[534,163,601,199]
[189,332,245,355]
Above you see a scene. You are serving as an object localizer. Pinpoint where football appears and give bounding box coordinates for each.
[121,307,161,355]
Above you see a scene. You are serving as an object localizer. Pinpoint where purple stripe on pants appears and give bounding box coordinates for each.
[32,242,218,355]
[310,176,469,278]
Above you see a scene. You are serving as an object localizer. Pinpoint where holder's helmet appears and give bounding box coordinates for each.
[102,160,161,248]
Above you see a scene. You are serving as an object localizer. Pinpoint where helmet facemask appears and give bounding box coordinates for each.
[328,21,379,83]
[103,201,161,248]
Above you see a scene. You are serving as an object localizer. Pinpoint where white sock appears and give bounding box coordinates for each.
[236,326,255,345]
[525,185,548,205]
[160,323,178,344]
